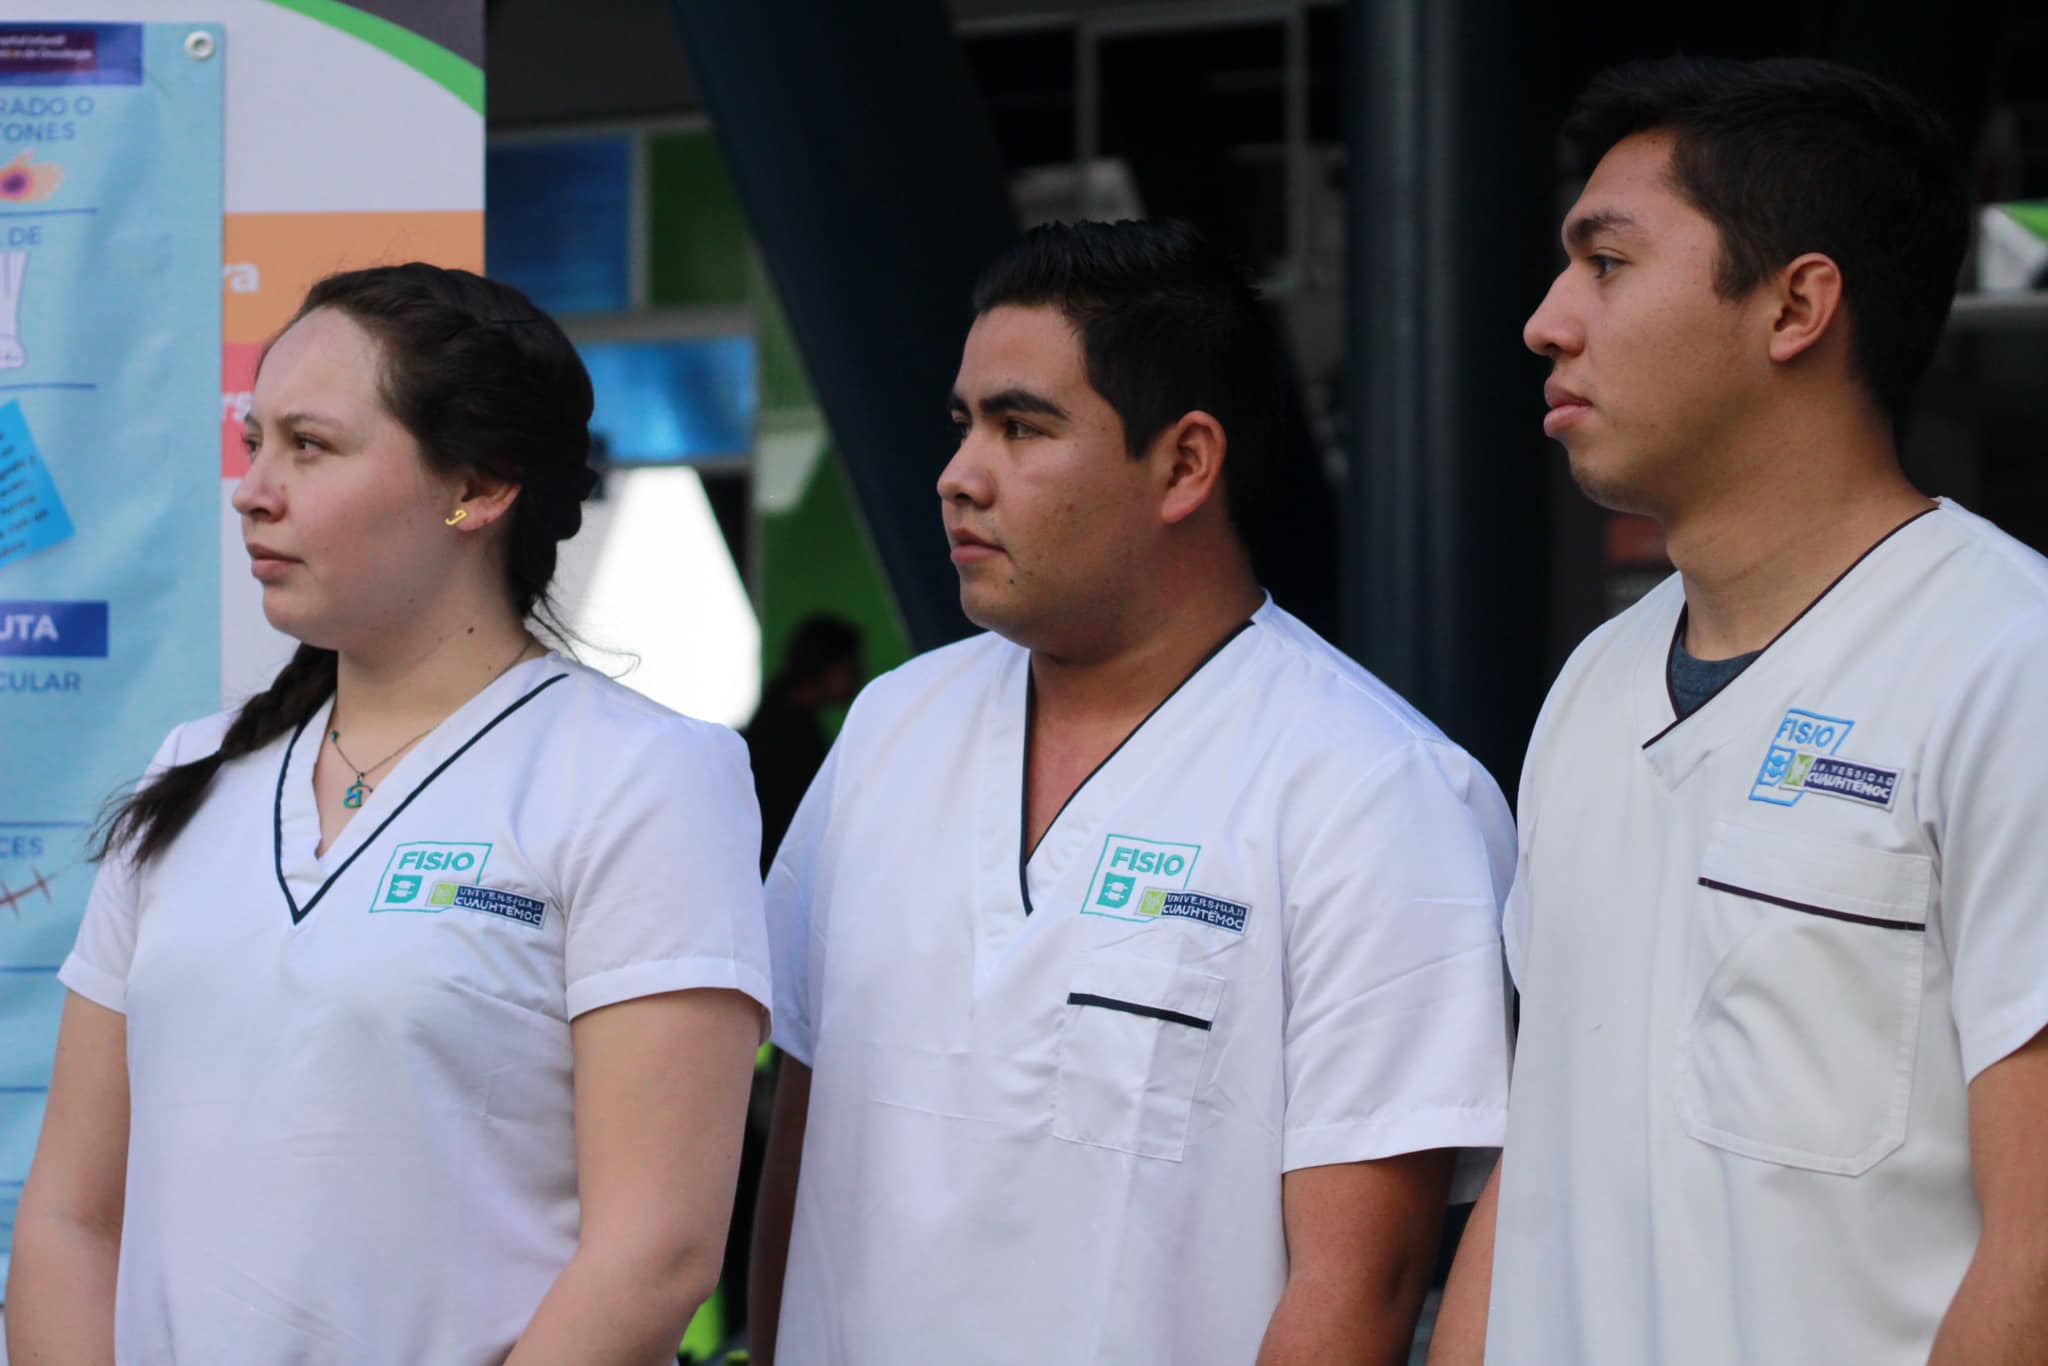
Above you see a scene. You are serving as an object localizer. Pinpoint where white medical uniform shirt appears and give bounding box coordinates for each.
[767,600,1516,1364]
[1491,501,2048,1364]
[60,654,772,1366]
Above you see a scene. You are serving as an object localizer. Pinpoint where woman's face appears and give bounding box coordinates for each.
[232,307,472,654]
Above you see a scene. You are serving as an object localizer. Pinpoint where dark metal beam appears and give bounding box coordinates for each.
[1345,0,1558,787]
[669,0,1018,651]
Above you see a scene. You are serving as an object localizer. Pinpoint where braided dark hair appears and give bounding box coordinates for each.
[97,263,596,866]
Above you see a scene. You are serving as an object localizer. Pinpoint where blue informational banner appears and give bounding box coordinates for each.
[0,22,222,1270]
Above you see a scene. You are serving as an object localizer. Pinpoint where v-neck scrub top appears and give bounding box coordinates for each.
[59,653,772,1366]
[765,600,1516,1364]
[1490,502,2048,1365]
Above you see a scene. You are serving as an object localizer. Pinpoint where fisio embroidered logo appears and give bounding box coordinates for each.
[1084,835,1198,918]
[370,842,490,912]
[1751,708,1899,810]
[1082,834,1250,932]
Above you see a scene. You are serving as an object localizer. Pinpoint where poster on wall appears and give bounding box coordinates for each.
[0,20,224,1267]
[1,0,486,706]
[208,1,483,702]
[0,0,481,1281]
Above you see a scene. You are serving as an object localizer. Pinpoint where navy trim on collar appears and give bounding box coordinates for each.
[1018,620,1253,916]
[1641,505,1938,750]
[274,673,569,925]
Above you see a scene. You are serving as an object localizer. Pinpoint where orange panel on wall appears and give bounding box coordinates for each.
[222,209,484,344]
[219,209,482,473]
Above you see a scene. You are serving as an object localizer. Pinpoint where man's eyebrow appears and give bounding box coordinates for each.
[975,387,1069,422]
[1564,210,1640,251]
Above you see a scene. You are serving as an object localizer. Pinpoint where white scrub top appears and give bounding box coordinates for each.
[1491,501,2048,1365]
[767,599,1515,1365]
[60,653,772,1366]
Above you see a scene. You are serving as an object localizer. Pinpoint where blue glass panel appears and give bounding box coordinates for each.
[487,138,631,315]
[581,337,757,462]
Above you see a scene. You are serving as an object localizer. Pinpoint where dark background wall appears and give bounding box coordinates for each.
[485,0,2043,799]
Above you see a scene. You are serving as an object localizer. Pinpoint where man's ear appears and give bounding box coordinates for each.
[1766,252,1845,366]
[1157,410,1227,527]
[448,468,522,532]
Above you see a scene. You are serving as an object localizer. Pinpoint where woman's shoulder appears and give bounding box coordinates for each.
[158,706,239,768]
[538,656,746,764]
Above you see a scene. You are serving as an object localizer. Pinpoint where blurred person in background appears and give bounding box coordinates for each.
[745,613,865,875]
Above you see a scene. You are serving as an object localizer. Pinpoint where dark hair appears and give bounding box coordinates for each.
[970,218,1282,534]
[1565,56,1970,425]
[98,263,597,866]
[774,613,863,689]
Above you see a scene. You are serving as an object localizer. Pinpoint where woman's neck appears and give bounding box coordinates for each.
[330,612,538,738]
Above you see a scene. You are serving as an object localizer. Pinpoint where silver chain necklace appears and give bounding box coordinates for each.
[329,639,536,809]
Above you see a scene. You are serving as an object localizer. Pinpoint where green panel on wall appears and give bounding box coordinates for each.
[749,256,912,721]
[756,434,914,708]
[647,130,750,307]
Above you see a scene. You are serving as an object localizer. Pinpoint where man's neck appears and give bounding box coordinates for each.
[1028,577,1265,727]
[1666,417,1931,659]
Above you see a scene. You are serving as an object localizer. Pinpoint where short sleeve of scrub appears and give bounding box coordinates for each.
[1280,740,1513,1196]
[1501,852,1533,995]
[1926,614,2048,1082]
[59,724,191,1014]
[763,741,841,1068]
[559,722,773,1027]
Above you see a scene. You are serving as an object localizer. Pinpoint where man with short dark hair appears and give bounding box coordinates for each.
[1430,57,2048,1366]
[748,219,1517,1364]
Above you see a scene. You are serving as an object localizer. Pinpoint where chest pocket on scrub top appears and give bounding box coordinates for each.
[1052,953,1224,1161]
[1679,819,1932,1176]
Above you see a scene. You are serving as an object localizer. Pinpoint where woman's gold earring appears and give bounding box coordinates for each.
[444,509,469,527]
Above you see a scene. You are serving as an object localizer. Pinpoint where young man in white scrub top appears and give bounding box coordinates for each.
[1429,59,2048,1366]
[747,220,1518,1365]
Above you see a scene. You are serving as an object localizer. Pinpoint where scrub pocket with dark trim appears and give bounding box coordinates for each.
[1052,953,1224,1161]
[1678,819,1933,1176]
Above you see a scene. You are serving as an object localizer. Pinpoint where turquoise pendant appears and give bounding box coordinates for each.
[343,782,367,809]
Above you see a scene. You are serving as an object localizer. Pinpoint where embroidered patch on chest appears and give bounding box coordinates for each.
[437,882,547,928]
[1750,709,1899,810]
[1082,833,1248,932]
[1146,889,1250,933]
[370,841,491,912]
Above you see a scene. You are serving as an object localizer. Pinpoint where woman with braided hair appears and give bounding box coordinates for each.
[5,264,771,1366]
